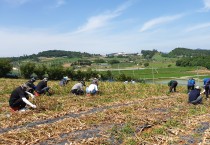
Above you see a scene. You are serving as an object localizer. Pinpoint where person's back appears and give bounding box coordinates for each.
[168,80,178,92]
[60,76,70,86]
[188,86,202,104]
[203,78,210,85]
[203,78,210,99]
[88,84,98,92]
[9,84,36,111]
[35,78,50,95]
[71,81,86,95]
[36,80,47,92]
[26,77,36,92]
[86,83,98,95]
[9,86,27,107]
[71,83,83,90]
[188,78,195,86]
[59,78,66,86]
[187,78,195,93]
[189,89,200,102]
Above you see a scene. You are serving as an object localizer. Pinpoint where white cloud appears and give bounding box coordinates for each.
[74,1,132,33]
[4,0,31,6]
[186,22,210,32]
[203,0,210,11]
[55,0,65,8]
[140,14,184,32]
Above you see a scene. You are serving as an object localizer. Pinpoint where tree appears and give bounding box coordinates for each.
[34,64,47,79]
[47,66,64,80]
[144,62,149,67]
[108,59,120,64]
[20,62,36,78]
[94,59,106,63]
[0,59,12,77]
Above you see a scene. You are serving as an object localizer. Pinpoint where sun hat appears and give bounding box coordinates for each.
[195,86,200,89]
[64,76,70,80]
[43,77,48,82]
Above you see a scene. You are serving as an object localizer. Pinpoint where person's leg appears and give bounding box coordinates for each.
[90,89,97,95]
[10,98,26,110]
[41,87,50,94]
[76,90,84,95]
[205,86,209,99]
[174,83,178,92]
[169,86,172,92]
[71,89,77,95]
[191,96,202,104]
[187,85,190,93]
[171,83,177,92]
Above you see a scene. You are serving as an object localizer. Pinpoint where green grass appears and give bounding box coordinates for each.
[109,67,196,79]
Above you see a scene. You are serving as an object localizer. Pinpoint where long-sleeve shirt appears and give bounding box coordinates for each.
[189,89,200,102]
[71,83,83,91]
[35,81,47,92]
[9,86,28,106]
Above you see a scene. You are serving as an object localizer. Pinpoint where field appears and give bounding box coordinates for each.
[1,79,210,144]
[103,67,210,80]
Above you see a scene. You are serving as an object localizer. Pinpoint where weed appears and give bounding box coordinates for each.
[125,138,137,145]
[152,127,167,135]
[164,119,180,128]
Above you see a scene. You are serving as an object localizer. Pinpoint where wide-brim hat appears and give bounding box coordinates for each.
[195,86,200,89]
[43,78,48,82]
[64,76,70,80]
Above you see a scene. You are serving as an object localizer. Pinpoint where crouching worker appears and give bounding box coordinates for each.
[71,81,86,95]
[35,78,51,96]
[86,82,99,96]
[25,77,36,93]
[188,86,202,105]
[59,76,70,86]
[168,80,178,92]
[9,83,36,112]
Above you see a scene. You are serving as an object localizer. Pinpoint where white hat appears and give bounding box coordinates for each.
[195,86,200,89]
[64,76,70,80]
[43,78,48,82]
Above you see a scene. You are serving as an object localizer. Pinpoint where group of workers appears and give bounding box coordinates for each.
[9,77,99,112]
[9,77,50,112]
[168,77,210,105]
[9,76,210,112]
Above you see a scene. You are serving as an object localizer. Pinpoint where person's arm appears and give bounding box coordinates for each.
[25,91,35,99]
[200,90,205,95]
[95,85,98,91]
[22,97,36,108]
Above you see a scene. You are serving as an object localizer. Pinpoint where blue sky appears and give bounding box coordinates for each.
[0,0,210,57]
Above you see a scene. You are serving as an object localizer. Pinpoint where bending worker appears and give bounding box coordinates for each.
[35,78,50,96]
[71,81,86,95]
[188,86,202,105]
[168,80,178,92]
[9,83,36,112]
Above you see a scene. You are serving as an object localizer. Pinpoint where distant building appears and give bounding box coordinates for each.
[106,52,142,57]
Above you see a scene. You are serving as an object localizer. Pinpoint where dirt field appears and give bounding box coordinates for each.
[0,79,210,144]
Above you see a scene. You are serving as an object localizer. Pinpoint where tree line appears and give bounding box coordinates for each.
[0,60,139,82]
[176,56,210,69]
[8,50,97,61]
[162,47,210,57]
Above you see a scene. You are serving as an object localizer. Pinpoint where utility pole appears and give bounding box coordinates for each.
[197,66,200,86]
[152,67,155,84]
